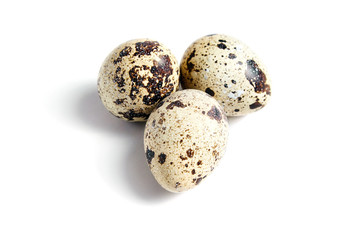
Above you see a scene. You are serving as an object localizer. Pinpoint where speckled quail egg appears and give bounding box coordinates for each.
[180,34,271,116]
[98,39,179,121]
[144,89,229,193]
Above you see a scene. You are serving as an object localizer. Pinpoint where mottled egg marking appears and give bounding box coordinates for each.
[98,39,179,121]
[180,34,271,116]
[144,89,229,193]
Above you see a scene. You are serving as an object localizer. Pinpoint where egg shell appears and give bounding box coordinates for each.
[144,89,229,193]
[180,34,271,116]
[98,39,179,121]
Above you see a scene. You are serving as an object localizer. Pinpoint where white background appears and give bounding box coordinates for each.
[1,0,359,239]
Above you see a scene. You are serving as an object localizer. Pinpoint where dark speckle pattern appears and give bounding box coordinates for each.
[246,59,271,95]
[249,101,263,109]
[166,100,186,110]
[114,99,124,105]
[113,46,131,64]
[217,43,227,49]
[207,106,222,123]
[228,53,236,59]
[158,153,167,164]
[186,49,196,72]
[195,177,203,185]
[186,149,194,158]
[128,55,174,106]
[146,148,155,164]
[113,68,126,88]
[213,150,219,161]
[205,88,215,96]
[134,41,160,57]
[118,110,149,121]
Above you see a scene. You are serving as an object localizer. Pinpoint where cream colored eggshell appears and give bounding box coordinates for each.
[180,34,271,116]
[98,39,179,121]
[144,89,229,193]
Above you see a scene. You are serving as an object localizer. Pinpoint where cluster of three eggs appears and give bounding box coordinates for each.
[97,34,271,192]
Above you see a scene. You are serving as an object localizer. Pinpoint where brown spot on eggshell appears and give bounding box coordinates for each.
[118,109,149,121]
[158,153,167,164]
[228,53,237,59]
[186,149,194,158]
[213,150,220,161]
[249,101,263,109]
[113,46,131,64]
[217,43,227,49]
[187,62,194,72]
[151,55,173,80]
[128,57,174,106]
[195,177,203,185]
[134,41,160,57]
[186,49,196,72]
[166,100,186,110]
[207,106,222,123]
[113,69,126,88]
[146,148,155,164]
[205,88,215,96]
[114,99,124,105]
[245,59,271,95]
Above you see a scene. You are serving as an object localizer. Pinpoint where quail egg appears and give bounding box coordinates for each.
[98,39,180,121]
[144,89,229,192]
[180,34,271,116]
